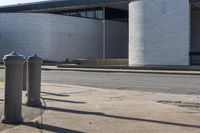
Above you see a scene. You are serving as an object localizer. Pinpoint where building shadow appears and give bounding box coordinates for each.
[23,122,85,133]
[45,106,200,129]
[43,98,86,104]
[41,91,70,97]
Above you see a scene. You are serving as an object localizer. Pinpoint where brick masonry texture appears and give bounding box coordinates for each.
[0,13,103,62]
[129,0,190,66]
[0,13,128,62]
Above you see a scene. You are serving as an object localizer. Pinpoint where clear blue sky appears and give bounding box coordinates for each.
[0,0,48,6]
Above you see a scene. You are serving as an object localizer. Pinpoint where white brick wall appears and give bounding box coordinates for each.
[0,13,103,62]
[129,0,190,66]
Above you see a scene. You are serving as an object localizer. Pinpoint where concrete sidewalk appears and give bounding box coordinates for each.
[0,84,43,132]
[42,65,200,75]
[2,83,200,133]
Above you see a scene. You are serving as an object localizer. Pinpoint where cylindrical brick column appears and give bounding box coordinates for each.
[129,0,190,66]
[26,54,42,107]
[2,51,25,124]
[23,59,27,91]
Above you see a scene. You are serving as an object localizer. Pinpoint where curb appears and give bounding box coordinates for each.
[2,66,200,76]
[42,68,200,76]
[57,64,200,71]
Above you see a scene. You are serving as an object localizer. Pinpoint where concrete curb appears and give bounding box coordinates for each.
[57,64,200,71]
[2,65,200,76]
[42,67,200,76]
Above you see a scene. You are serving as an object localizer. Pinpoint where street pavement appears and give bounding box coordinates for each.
[0,69,200,95]
[42,70,200,95]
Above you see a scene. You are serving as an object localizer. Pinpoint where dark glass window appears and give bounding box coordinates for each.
[86,11,95,18]
[70,12,81,17]
[49,8,103,20]
[95,10,103,19]
[79,12,87,18]
[105,8,128,22]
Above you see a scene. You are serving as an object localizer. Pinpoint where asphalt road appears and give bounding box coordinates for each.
[0,69,200,95]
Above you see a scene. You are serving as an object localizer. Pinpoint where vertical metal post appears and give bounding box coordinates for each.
[2,51,25,124]
[103,6,106,59]
[23,59,27,90]
[189,4,192,65]
[26,54,42,107]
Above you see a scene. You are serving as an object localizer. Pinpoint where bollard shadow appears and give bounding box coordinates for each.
[41,91,70,97]
[22,103,46,109]
[44,107,200,129]
[65,90,97,95]
[43,98,86,104]
[41,90,96,96]
[23,122,85,133]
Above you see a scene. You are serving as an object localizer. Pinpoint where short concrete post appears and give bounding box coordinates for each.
[23,59,27,90]
[26,54,43,106]
[2,51,25,124]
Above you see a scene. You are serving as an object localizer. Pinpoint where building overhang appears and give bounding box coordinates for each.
[191,0,200,10]
[191,0,200,3]
[0,0,129,13]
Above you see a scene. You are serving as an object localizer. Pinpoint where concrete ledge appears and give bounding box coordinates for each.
[73,59,128,66]
[57,64,200,71]
[42,66,200,76]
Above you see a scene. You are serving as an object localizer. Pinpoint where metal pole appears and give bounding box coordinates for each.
[103,6,106,59]
[23,59,27,90]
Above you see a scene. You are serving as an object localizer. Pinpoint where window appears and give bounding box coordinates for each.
[105,8,128,22]
[95,10,103,19]
[49,8,103,20]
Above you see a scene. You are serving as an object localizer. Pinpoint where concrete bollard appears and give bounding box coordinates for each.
[2,51,25,124]
[23,59,27,91]
[26,54,43,107]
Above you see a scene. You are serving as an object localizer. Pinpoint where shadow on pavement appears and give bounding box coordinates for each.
[43,98,87,104]
[45,106,200,129]
[23,122,85,133]
[41,91,70,97]
[65,90,97,95]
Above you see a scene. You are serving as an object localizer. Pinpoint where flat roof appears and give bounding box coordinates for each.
[0,0,129,12]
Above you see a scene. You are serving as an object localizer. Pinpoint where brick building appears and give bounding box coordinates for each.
[0,0,199,66]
